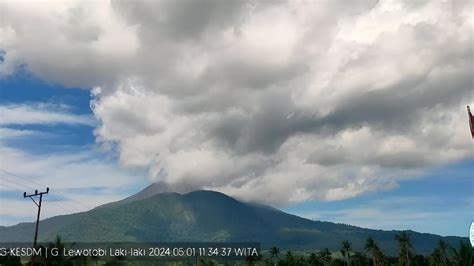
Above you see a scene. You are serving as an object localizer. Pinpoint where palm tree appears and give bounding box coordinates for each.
[341,240,352,266]
[318,248,332,266]
[450,241,473,266]
[352,251,369,266]
[395,231,412,266]
[373,247,385,266]
[284,250,295,265]
[245,254,256,266]
[430,247,442,266]
[308,252,320,266]
[412,254,429,265]
[269,246,280,265]
[43,235,71,265]
[436,239,449,265]
[365,237,380,266]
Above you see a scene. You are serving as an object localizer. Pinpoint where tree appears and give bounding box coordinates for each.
[412,254,429,266]
[450,241,473,266]
[435,239,449,266]
[352,251,369,266]
[308,252,322,266]
[0,254,21,266]
[430,247,442,266]
[374,246,385,266]
[270,246,280,265]
[282,250,295,265]
[41,235,76,266]
[318,248,332,266]
[365,237,382,266]
[341,240,352,266]
[395,231,412,266]
[246,254,257,266]
[295,255,307,265]
[105,255,126,266]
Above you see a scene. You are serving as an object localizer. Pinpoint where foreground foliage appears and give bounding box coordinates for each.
[8,232,471,266]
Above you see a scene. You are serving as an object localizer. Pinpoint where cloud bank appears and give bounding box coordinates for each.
[1,0,473,205]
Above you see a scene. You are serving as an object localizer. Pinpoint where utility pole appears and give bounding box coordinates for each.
[24,187,49,265]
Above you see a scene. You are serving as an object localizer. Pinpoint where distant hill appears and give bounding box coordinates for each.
[0,186,466,255]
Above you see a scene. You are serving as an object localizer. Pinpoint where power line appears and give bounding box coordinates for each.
[0,169,43,187]
[0,183,24,193]
[0,169,93,211]
[45,200,78,214]
[49,188,93,210]
[0,184,80,215]
[0,173,85,216]
[43,197,85,213]
[0,177,81,211]
[0,176,36,191]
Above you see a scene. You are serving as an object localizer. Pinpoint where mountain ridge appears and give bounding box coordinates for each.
[0,186,467,255]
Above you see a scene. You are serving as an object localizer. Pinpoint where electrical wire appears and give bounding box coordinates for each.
[0,169,92,212]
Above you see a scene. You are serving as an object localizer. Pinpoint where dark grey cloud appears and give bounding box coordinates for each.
[111,0,248,40]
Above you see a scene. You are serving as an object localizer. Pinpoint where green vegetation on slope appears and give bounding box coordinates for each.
[0,190,467,256]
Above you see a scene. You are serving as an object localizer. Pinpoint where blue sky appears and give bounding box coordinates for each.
[1,69,472,237]
[0,70,148,225]
[0,67,95,152]
[284,159,474,236]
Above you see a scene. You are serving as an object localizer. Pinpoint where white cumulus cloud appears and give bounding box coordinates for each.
[0,0,473,205]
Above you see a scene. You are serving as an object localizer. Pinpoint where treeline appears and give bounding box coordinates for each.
[260,231,472,266]
[1,231,472,265]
